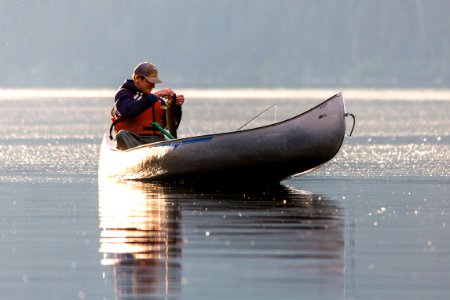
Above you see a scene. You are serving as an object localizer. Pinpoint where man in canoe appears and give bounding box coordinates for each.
[111,62,185,150]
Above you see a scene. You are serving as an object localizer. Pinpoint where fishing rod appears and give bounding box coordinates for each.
[237,104,277,131]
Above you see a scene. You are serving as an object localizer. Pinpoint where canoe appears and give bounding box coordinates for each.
[98,93,353,182]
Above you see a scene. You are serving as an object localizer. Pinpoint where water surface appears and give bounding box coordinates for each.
[0,89,449,299]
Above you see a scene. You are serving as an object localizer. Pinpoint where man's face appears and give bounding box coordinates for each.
[135,76,155,94]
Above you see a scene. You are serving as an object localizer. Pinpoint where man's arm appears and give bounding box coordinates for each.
[114,89,158,118]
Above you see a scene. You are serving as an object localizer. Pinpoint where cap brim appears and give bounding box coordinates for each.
[145,76,162,84]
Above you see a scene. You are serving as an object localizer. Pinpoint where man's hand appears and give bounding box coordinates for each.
[154,88,174,98]
[155,88,185,106]
[175,94,185,106]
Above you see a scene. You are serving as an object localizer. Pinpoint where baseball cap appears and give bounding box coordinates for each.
[133,62,163,84]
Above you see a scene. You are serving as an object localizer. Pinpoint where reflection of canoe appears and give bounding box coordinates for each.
[99,93,350,182]
[98,179,345,299]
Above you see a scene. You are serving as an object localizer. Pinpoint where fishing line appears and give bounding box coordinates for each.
[237,104,277,130]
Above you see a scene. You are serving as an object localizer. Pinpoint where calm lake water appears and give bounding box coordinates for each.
[0,88,449,299]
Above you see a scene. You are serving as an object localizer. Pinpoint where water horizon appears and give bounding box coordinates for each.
[2,87,450,101]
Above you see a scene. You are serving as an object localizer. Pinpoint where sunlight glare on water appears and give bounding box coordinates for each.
[0,88,449,179]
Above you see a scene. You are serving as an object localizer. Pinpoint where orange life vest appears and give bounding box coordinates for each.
[111,100,165,137]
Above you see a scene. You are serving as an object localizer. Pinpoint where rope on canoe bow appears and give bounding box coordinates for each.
[344,113,356,137]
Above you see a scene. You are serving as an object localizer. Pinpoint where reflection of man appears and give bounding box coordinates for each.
[111,62,185,150]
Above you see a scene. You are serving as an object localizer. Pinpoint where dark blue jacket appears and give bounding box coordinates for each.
[113,79,182,126]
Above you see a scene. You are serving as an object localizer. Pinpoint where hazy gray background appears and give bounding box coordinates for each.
[1,0,449,88]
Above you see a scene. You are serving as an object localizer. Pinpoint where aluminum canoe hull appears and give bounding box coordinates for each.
[98,93,347,182]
